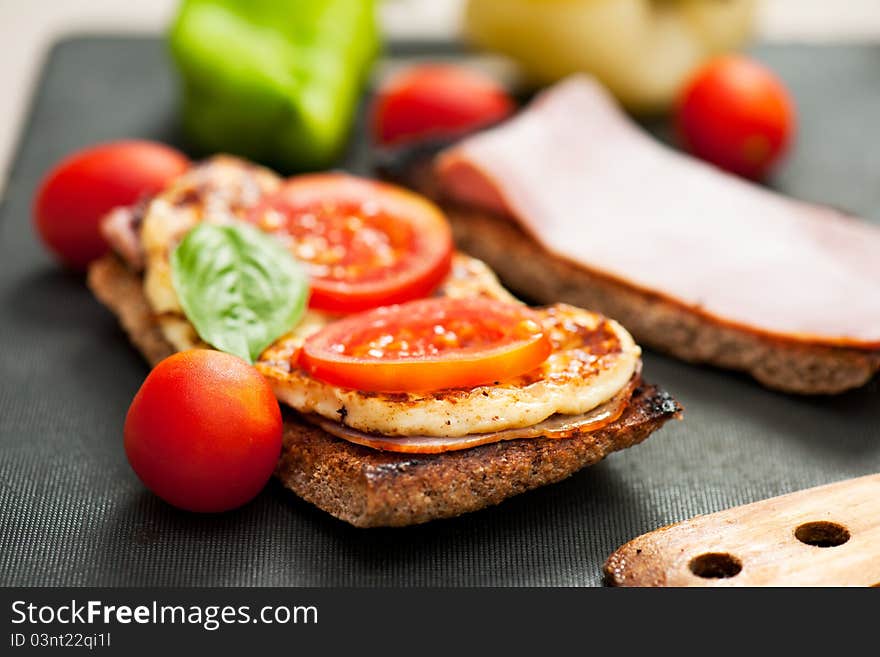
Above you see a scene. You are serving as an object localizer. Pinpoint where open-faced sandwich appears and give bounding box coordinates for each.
[395,75,880,395]
[88,156,681,527]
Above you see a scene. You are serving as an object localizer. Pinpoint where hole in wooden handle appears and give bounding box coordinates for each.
[794,521,850,548]
[689,553,742,579]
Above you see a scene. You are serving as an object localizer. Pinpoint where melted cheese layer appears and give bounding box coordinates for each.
[260,304,639,437]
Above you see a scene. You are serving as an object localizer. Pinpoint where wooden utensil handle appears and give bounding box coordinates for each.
[605,473,880,587]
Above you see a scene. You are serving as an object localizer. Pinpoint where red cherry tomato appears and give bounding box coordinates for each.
[34,140,189,270]
[676,56,796,180]
[298,298,552,393]
[247,173,453,313]
[372,64,515,146]
[124,349,282,513]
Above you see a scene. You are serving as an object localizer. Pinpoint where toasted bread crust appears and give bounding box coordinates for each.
[88,255,175,367]
[440,205,880,395]
[276,382,676,526]
[87,254,681,527]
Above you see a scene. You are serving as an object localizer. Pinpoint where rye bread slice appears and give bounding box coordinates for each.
[87,254,681,527]
[392,162,880,395]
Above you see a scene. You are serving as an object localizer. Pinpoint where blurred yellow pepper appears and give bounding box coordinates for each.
[464,0,757,113]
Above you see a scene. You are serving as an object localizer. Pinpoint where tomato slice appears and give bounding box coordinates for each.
[246,174,453,313]
[298,298,553,393]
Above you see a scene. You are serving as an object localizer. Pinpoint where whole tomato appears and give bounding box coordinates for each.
[33,140,189,270]
[124,349,282,513]
[676,56,796,180]
[372,64,515,146]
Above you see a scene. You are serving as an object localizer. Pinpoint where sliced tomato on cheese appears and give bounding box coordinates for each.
[246,173,453,313]
[298,298,552,393]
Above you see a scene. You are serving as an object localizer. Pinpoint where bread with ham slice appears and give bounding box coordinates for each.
[421,76,880,394]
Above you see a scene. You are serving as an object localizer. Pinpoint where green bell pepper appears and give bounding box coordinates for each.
[169,0,379,172]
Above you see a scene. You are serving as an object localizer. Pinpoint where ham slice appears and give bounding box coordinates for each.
[101,204,146,271]
[303,374,638,454]
[437,75,880,349]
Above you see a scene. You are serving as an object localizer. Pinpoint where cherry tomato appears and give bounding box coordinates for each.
[676,56,796,180]
[247,173,453,313]
[372,64,515,146]
[298,298,552,393]
[124,349,282,513]
[34,140,189,270]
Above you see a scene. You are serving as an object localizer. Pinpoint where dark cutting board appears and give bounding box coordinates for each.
[1,36,878,587]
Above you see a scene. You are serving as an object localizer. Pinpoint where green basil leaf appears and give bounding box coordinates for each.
[170,222,309,364]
